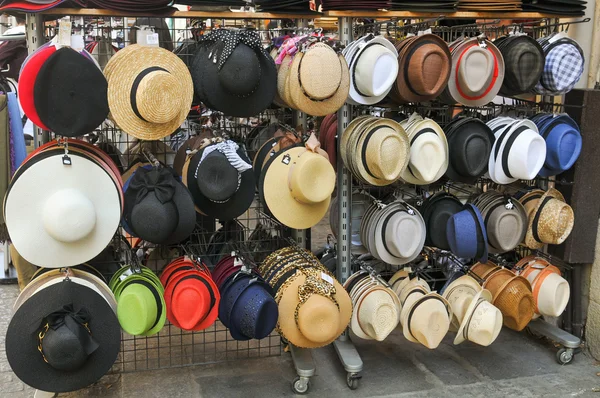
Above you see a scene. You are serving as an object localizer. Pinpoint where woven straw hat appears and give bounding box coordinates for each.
[518,189,545,219]
[277,269,352,348]
[262,137,335,229]
[454,290,502,346]
[401,291,451,349]
[277,53,296,108]
[389,270,410,288]
[442,275,484,331]
[105,44,193,140]
[491,274,534,331]
[470,261,500,282]
[482,268,518,297]
[287,43,350,116]
[400,116,448,185]
[352,286,400,341]
[525,188,574,249]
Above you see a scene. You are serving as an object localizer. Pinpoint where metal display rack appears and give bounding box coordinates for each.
[21,8,585,395]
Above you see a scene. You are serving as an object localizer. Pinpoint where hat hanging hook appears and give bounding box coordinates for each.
[142,148,160,168]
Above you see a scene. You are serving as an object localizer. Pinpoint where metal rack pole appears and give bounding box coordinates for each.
[333,16,363,391]
[288,18,316,394]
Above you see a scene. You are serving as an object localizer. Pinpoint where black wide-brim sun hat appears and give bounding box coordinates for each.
[6,280,121,392]
[33,47,108,137]
[186,145,255,220]
[193,33,277,117]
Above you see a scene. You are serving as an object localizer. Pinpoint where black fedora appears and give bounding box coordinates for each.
[33,47,108,137]
[444,117,494,183]
[496,35,544,96]
[124,166,196,244]
[192,29,277,117]
[6,279,121,392]
[186,140,255,220]
[421,192,463,250]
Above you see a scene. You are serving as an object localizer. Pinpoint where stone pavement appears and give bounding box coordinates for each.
[1,283,600,397]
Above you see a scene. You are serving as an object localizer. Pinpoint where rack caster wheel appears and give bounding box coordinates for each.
[346,373,361,390]
[556,348,574,365]
[292,376,310,394]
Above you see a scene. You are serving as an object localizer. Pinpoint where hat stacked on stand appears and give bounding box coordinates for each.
[457,0,522,11]
[109,264,166,336]
[4,139,123,268]
[395,277,452,349]
[420,192,463,250]
[440,37,505,106]
[444,117,495,183]
[255,0,322,12]
[390,0,457,11]
[530,113,582,177]
[398,113,448,185]
[514,256,570,317]
[330,191,371,254]
[486,117,546,184]
[340,116,410,186]
[360,197,426,265]
[447,204,488,263]
[260,134,335,229]
[343,34,399,105]
[470,191,528,254]
[522,0,586,15]
[321,0,391,10]
[533,34,584,95]
[254,128,302,182]
[18,42,108,135]
[495,35,545,97]
[275,37,350,116]
[319,113,338,169]
[182,139,255,221]
[344,270,401,341]
[471,263,535,331]
[105,44,193,140]
[160,257,220,331]
[6,269,121,393]
[441,275,503,346]
[259,246,352,348]
[123,166,196,244]
[518,188,574,250]
[192,29,276,117]
[388,34,452,104]
[212,255,278,340]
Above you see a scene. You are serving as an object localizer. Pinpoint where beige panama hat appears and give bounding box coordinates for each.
[400,116,448,185]
[524,188,574,250]
[287,43,350,116]
[352,285,401,341]
[105,44,193,140]
[454,289,502,346]
[401,290,451,349]
[442,275,484,331]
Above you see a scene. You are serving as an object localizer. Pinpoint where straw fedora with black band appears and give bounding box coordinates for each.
[4,150,122,268]
[105,44,193,141]
[262,135,335,229]
[445,37,505,106]
[6,279,121,392]
[185,140,255,221]
[193,30,277,117]
[524,188,574,249]
[454,289,502,346]
[344,34,399,105]
[394,34,452,103]
[401,289,451,349]
[287,42,350,116]
[441,275,484,330]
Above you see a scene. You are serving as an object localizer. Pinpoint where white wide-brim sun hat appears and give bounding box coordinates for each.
[5,153,122,268]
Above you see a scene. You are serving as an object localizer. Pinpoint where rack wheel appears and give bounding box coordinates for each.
[346,373,361,390]
[292,376,310,394]
[556,348,574,365]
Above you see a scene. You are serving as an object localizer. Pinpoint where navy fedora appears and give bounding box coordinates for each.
[533,114,581,177]
[446,204,488,263]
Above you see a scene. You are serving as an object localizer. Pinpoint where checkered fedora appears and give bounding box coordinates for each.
[534,35,584,95]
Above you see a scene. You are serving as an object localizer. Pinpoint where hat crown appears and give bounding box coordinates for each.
[359,290,398,341]
[135,69,181,124]
[300,45,342,100]
[385,211,422,258]
[466,299,503,346]
[355,44,398,97]
[459,47,494,95]
[117,284,157,335]
[43,189,96,243]
[297,295,340,344]
[408,44,450,96]
[446,285,478,323]
[196,151,239,201]
[289,152,335,205]
[408,128,445,182]
[452,126,491,177]
[365,127,406,181]
[218,44,261,96]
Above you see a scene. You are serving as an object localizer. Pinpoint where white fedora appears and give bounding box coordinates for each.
[345,35,399,105]
[401,116,448,185]
[531,268,570,317]
[487,118,517,183]
[401,291,451,349]
[5,153,122,268]
[352,286,401,341]
[441,275,483,331]
[493,119,546,182]
[454,290,503,346]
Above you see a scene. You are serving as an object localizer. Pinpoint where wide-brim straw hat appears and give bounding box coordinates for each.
[447,37,505,106]
[525,188,574,249]
[263,143,335,229]
[401,291,451,349]
[4,151,122,268]
[287,43,350,116]
[352,285,400,341]
[105,44,193,140]
[454,289,502,346]
[277,269,352,348]
[492,274,534,331]
[396,34,452,103]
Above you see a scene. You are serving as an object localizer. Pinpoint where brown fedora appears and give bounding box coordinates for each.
[395,34,451,103]
[491,274,534,331]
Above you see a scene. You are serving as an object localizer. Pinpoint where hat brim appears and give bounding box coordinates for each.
[454,289,493,345]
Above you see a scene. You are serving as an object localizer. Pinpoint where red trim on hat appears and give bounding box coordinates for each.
[455,43,499,101]
[18,46,55,130]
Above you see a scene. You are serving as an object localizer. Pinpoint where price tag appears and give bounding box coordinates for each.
[146,33,159,46]
[548,31,568,44]
[423,28,432,35]
[406,33,415,38]
[321,272,334,285]
[417,30,424,36]
[57,20,72,48]
[119,269,133,281]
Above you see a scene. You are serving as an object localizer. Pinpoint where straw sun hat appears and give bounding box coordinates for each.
[524,188,574,250]
[105,44,193,140]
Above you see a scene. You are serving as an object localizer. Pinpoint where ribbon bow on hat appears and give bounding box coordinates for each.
[294,270,339,329]
[200,29,264,70]
[129,167,177,206]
